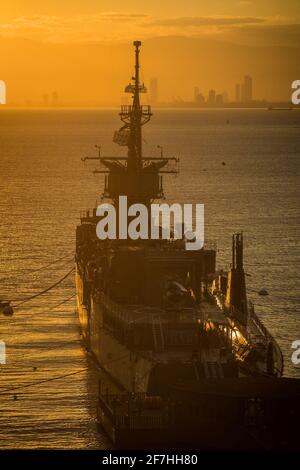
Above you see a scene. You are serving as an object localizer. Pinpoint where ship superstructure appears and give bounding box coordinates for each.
[75,42,300,449]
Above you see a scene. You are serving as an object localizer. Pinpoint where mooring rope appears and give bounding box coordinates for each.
[0,353,129,395]
[0,251,74,283]
[0,368,89,394]
[12,267,75,308]
[49,293,76,310]
[11,293,76,322]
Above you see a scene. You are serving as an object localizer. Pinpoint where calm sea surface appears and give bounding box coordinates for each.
[0,108,299,448]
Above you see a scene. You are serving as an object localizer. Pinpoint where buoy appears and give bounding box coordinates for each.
[222,161,226,166]
[3,305,14,316]
[258,289,269,296]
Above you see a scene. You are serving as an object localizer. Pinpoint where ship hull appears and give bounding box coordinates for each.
[76,269,153,394]
[75,267,298,450]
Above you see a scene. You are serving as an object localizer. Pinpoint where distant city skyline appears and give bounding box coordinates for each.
[42,91,59,107]
[0,0,299,107]
[1,35,298,106]
[187,76,254,107]
[4,69,295,108]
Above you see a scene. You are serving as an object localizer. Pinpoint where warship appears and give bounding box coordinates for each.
[76,41,300,449]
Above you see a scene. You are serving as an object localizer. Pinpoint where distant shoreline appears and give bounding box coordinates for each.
[0,104,299,111]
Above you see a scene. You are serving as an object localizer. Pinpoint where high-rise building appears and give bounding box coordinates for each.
[208,89,216,105]
[196,93,205,105]
[243,75,253,102]
[241,83,246,102]
[194,86,205,105]
[236,76,253,103]
[149,78,158,104]
[222,91,229,103]
[215,94,224,106]
[235,84,240,102]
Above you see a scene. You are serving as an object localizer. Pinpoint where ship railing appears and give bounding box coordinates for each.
[99,290,197,329]
[80,208,97,222]
[99,392,171,429]
[213,291,262,345]
[127,414,169,430]
[247,301,284,376]
[101,291,141,325]
[224,296,284,376]
[120,104,151,116]
[144,238,216,252]
[212,293,283,375]
[114,414,170,430]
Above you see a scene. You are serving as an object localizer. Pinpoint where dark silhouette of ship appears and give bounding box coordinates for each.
[75,41,300,449]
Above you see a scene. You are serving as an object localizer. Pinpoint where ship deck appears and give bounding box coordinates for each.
[100,291,229,327]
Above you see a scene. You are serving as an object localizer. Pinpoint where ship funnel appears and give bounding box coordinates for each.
[226,233,248,325]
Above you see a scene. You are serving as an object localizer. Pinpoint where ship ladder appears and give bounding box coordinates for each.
[152,315,165,352]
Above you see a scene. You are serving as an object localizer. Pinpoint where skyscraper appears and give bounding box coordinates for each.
[215,94,224,106]
[196,93,205,105]
[244,75,253,102]
[235,84,240,102]
[149,78,158,104]
[222,91,229,103]
[241,83,246,102]
[194,87,205,105]
[208,89,216,105]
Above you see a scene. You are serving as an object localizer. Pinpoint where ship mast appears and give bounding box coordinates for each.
[120,39,152,175]
[83,40,178,206]
[129,40,142,170]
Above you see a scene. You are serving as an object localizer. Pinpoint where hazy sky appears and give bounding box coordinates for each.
[1,1,300,43]
[1,1,299,105]
[1,1,299,19]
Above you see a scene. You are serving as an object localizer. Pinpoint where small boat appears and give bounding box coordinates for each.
[258,289,269,296]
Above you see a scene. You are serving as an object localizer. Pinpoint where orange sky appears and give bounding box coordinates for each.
[1,1,300,105]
